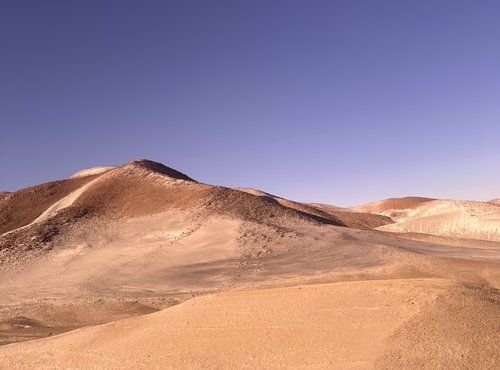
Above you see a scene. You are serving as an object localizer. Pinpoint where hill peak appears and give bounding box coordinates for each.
[122,159,195,181]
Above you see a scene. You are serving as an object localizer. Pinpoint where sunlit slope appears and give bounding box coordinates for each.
[377,200,500,241]
[0,279,498,370]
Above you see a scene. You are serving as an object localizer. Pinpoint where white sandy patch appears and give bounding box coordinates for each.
[69,166,115,178]
[378,200,500,241]
[1,177,102,237]
[34,178,100,223]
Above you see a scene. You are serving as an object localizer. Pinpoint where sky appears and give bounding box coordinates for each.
[1,0,499,206]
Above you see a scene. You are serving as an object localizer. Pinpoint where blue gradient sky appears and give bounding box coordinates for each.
[1,1,499,206]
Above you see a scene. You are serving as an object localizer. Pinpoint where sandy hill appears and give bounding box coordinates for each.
[377,199,500,241]
[489,198,500,205]
[352,196,500,242]
[235,187,393,230]
[0,159,499,368]
[1,159,346,274]
[350,196,436,214]
[70,160,331,225]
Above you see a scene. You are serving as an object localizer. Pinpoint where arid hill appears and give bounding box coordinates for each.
[377,199,500,241]
[350,196,436,213]
[0,159,499,368]
[351,196,500,241]
[235,187,393,229]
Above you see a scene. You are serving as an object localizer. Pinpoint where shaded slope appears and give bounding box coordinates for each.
[0,175,100,235]
[235,188,392,229]
[70,161,338,226]
[123,159,195,181]
[307,202,343,212]
[309,204,393,229]
[234,187,341,221]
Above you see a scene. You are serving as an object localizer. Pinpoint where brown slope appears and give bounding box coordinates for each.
[352,196,435,213]
[125,159,194,181]
[236,188,392,229]
[71,160,201,218]
[308,203,394,229]
[0,160,340,266]
[294,202,393,230]
[327,210,393,229]
[72,160,338,226]
[307,202,343,212]
[234,188,344,223]
[377,196,435,211]
[0,175,100,235]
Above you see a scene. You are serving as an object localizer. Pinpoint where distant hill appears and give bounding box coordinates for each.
[351,196,500,241]
[350,196,435,214]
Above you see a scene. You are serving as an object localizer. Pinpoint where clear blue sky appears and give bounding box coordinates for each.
[1,0,499,206]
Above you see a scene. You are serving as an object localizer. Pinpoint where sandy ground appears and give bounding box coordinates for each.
[1,210,499,351]
[0,279,498,369]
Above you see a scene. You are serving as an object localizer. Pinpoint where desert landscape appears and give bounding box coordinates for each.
[2,0,498,368]
[0,159,498,369]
